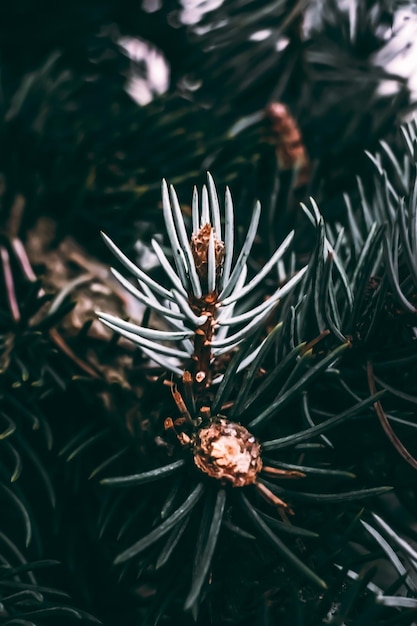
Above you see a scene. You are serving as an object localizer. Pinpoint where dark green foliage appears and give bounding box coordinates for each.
[0,240,104,623]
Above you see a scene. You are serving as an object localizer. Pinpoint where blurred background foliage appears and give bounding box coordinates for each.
[2,1,417,625]
[0,0,413,250]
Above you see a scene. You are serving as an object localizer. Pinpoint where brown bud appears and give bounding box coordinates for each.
[193,419,262,487]
[190,224,224,286]
[265,102,310,183]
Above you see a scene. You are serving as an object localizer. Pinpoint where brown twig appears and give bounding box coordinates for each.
[1,245,20,323]
[367,360,417,470]
[49,328,102,380]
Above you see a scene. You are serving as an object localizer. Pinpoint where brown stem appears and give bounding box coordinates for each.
[171,385,193,423]
[11,238,39,284]
[262,466,305,479]
[49,328,101,379]
[188,296,217,392]
[256,481,294,514]
[193,317,214,387]
[367,360,417,470]
[1,245,20,323]
[301,330,331,354]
